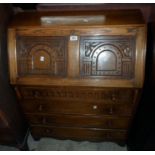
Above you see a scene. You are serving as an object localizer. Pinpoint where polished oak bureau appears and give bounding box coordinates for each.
[8,10,147,143]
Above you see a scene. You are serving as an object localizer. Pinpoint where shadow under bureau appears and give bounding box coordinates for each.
[7,10,147,143]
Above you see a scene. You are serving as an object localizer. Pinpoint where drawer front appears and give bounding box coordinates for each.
[31,126,127,141]
[19,86,136,105]
[21,99,133,116]
[26,114,130,129]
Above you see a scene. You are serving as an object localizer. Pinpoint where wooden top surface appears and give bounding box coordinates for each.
[9,9,145,28]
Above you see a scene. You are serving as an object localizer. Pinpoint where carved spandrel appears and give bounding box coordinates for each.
[16,36,67,77]
[80,36,135,79]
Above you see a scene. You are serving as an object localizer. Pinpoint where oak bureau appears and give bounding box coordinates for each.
[7,10,147,143]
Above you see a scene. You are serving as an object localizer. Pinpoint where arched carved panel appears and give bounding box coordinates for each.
[80,36,135,79]
[16,36,67,77]
[91,44,122,76]
[29,47,51,70]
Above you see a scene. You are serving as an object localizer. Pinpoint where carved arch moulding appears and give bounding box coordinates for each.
[16,36,67,77]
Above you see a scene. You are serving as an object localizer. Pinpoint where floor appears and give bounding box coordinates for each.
[0,134,127,151]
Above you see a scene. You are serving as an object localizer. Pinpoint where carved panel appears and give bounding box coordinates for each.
[80,36,135,79]
[16,36,67,77]
[19,87,136,105]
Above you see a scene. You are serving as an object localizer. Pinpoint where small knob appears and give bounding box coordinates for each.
[107,120,113,127]
[109,107,113,114]
[93,105,98,110]
[111,94,116,101]
[34,91,40,98]
[45,129,50,133]
[38,104,43,112]
[105,132,110,139]
[42,117,46,124]
[45,129,53,134]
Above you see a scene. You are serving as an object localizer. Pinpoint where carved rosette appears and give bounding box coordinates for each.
[80,36,135,79]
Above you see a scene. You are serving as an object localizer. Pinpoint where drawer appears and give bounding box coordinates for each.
[31,125,127,141]
[26,114,131,129]
[19,86,136,104]
[21,99,133,116]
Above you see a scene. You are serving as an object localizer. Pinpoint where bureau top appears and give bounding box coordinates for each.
[9,9,145,28]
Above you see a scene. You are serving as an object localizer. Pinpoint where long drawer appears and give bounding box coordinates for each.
[18,86,136,104]
[31,125,127,141]
[26,114,130,129]
[21,99,133,116]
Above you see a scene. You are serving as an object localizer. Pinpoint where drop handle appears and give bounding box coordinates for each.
[93,105,98,110]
